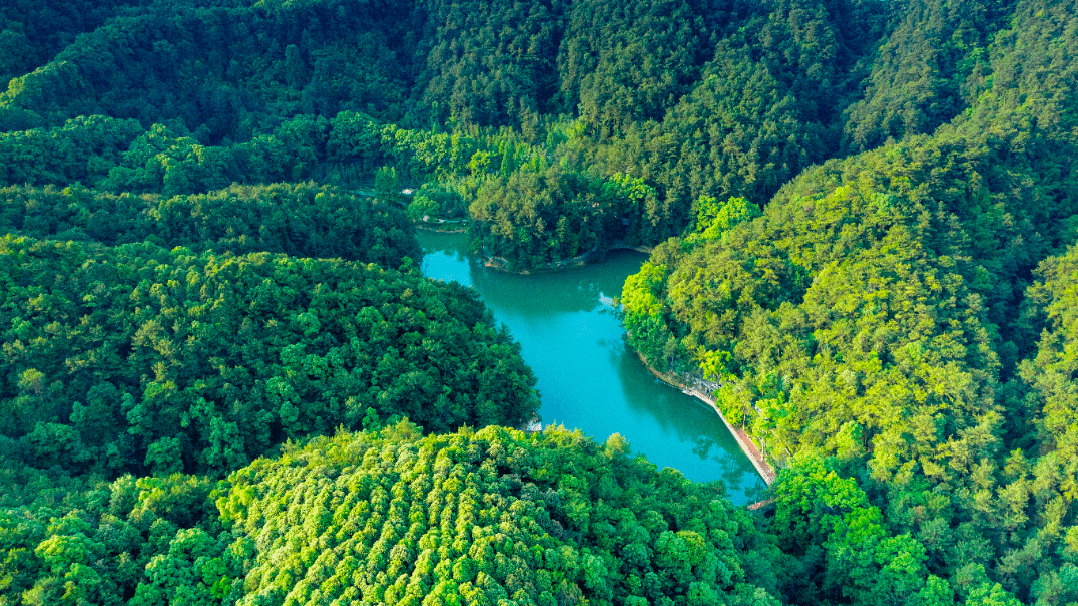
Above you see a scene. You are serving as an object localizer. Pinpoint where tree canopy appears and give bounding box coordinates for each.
[2,0,1077,604]
[1,235,538,477]
[620,0,1078,602]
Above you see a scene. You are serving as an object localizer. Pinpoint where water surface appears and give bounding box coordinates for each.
[419,231,765,505]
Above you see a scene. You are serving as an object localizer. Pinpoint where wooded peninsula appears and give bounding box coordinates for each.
[1,0,1076,604]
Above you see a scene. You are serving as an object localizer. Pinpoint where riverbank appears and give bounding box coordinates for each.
[639,357,777,486]
[479,249,600,274]
[480,244,654,275]
[415,223,467,234]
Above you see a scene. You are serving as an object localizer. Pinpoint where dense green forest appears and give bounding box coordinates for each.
[1,422,790,606]
[620,0,1078,603]
[2,0,1077,604]
[0,235,539,476]
[0,183,420,268]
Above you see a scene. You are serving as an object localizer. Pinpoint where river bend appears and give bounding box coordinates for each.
[419,231,765,505]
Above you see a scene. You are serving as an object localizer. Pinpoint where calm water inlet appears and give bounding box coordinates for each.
[418,231,765,505]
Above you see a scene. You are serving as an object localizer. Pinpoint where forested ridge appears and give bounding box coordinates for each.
[0,183,420,269]
[620,0,1078,604]
[2,0,1077,604]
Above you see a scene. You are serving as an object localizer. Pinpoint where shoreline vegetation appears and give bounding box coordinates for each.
[637,354,778,487]
[479,250,597,274]
[479,244,655,275]
[414,221,468,234]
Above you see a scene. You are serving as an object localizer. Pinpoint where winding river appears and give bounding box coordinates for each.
[419,231,765,505]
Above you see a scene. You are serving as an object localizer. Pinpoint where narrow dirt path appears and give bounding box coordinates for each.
[637,354,778,487]
[685,388,777,485]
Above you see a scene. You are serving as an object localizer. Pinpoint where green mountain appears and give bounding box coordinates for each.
[2,0,1076,604]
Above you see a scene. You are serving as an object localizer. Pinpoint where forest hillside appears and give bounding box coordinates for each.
[1,0,1075,604]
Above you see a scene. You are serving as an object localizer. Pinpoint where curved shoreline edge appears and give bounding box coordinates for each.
[479,245,656,275]
[415,224,468,234]
[638,355,777,487]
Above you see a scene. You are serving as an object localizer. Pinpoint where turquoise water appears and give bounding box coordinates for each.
[418,231,765,505]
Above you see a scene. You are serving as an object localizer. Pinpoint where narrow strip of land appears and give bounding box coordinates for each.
[640,357,777,486]
[684,388,776,486]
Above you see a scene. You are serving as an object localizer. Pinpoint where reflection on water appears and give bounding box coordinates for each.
[609,341,763,498]
[418,231,765,505]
